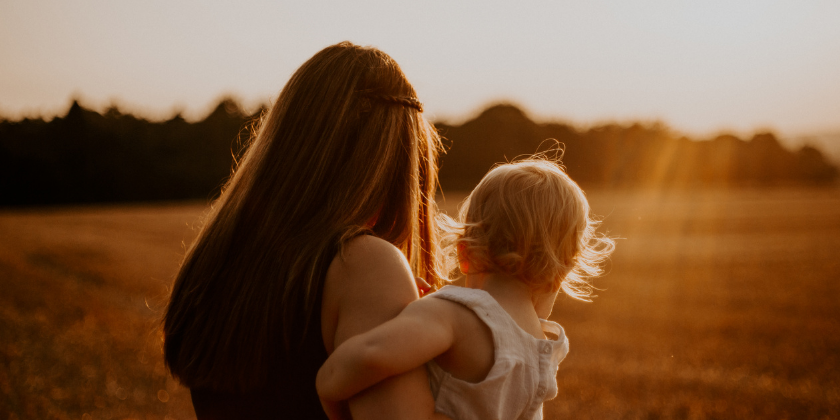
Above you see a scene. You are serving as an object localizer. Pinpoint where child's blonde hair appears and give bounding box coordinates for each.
[441,157,614,300]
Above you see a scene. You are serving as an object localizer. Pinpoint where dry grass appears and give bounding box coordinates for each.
[2,189,840,419]
[0,203,205,420]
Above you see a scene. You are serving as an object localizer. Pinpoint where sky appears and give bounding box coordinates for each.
[2,0,839,145]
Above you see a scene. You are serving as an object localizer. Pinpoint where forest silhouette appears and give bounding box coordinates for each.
[1,99,836,206]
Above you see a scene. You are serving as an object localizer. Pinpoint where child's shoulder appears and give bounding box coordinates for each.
[406,288,465,315]
[407,287,488,329]
[424,286,495,312]
[416,287,497,382]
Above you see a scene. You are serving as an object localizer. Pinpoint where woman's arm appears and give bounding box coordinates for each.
[317,298,454,401]
[321,235,452,420]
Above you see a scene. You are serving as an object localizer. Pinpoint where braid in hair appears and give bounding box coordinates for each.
[363,94,424,113]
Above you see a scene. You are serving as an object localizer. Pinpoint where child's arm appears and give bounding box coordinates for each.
[316,297,455,402]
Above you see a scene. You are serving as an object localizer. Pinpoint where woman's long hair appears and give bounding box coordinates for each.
[163,42,443,392]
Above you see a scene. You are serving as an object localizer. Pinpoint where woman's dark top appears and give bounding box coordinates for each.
[190,320,329,419]
[190,246,337,419]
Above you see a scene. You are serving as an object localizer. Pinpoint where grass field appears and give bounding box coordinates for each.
[1,188,839,419]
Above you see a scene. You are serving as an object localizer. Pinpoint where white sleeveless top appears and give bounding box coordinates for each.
[425,286,569,420]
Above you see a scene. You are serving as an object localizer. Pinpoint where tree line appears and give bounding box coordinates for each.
[438,104,837,190]
[1,99,836,206]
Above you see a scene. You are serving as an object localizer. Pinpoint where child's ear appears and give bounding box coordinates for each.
[457,243,469,274]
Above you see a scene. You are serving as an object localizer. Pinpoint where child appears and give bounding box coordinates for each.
[316,157,615,420]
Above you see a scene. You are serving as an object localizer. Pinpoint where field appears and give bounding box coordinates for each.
[1,188,839,419]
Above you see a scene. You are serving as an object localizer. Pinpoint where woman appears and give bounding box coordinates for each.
[163,42,450,419]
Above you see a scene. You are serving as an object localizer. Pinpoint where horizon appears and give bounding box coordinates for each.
[2,1,839,152]
[7,95,840,164]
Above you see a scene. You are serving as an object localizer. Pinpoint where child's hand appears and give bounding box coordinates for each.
[415,276,431,297]
[319,396,352,420]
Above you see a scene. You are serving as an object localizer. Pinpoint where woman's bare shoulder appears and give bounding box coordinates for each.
[328,235,415,291]
[322,235,420,349]
[334,235,407,268]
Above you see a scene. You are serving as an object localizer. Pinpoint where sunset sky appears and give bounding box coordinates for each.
[2,0,839,142]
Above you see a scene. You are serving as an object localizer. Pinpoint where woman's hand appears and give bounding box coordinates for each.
[319,396,351,420]
[415,276,432,297]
